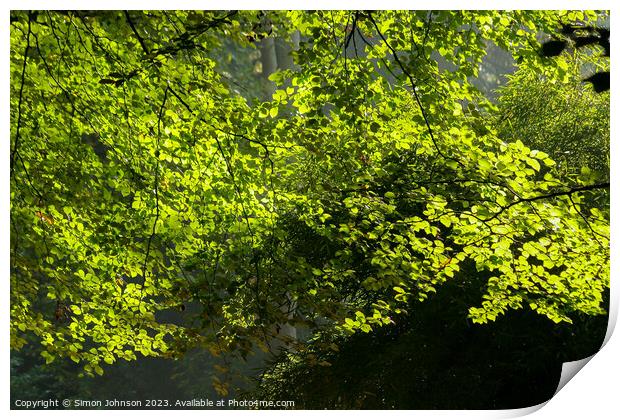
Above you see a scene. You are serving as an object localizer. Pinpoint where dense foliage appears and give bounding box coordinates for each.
[10,10,609,402]
[252,284,608,409]
[495,58,610,177]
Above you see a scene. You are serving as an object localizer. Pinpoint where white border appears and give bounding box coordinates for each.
[3,2,617,419]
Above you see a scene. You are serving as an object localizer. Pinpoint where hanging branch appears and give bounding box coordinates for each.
[10,13,32,176]
[366,12,459,167]
[138,85,169,305]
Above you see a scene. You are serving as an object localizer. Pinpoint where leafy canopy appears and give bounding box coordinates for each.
[10,10,609,384]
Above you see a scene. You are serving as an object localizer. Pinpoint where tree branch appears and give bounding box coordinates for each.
[11,13,32,176]
[483,182,610,222]
[366,12,459,167]
[124,11,150,55]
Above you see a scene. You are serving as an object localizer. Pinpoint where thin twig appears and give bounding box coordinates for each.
[139,86,169,306]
